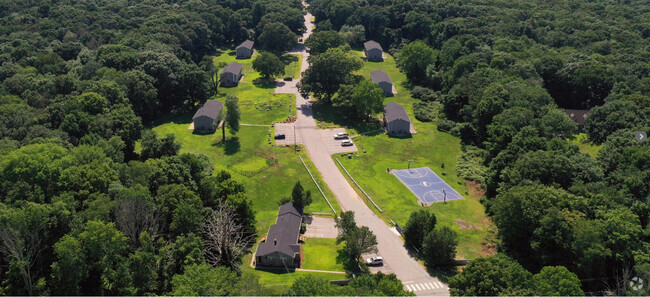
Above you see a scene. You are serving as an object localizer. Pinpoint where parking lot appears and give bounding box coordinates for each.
[318,128,358,154]
[273,123,302,146]
[304,215,338,238]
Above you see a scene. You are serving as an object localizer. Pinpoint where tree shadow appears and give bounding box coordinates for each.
[312,101,381,133]
[280,54,299,65]
[335,246,361,273]
[214,136,240,155]
[253,79,278,89]
[148,112,193,128]
[387,133,413,139]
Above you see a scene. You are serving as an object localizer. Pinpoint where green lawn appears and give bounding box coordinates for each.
[570,133,602,158]
[314,51,491,260]
[213,50,297,125]
[151,117,341,235]
[283,53,303,79]
[312,52,415,134]
[301,238,344,272]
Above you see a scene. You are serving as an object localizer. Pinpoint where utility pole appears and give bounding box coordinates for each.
[294,125,297,153]
[408,160,413,172]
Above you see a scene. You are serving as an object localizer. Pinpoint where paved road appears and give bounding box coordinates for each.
[276,6,450,296]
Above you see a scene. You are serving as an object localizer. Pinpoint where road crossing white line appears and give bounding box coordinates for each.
[406,281,446,292]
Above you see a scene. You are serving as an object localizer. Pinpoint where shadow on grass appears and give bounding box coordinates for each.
[281,54,299,64]
[388,133,413,139]
[148,112,193,128]
[253,78,278,89]
[335,247,363,274]
[213,137,241,155]
[312,101,381,133]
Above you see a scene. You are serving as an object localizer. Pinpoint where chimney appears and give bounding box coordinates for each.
[274,239,277,245]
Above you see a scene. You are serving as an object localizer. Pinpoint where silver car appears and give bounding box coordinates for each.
[334,132,349,139]
[341,140,353,146]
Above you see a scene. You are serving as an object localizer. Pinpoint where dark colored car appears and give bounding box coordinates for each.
[274,134,286,139]
[283,76,293,81]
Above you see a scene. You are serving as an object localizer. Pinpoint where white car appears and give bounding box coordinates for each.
[334,132,349,139]
[366,256,383,266]
[341,140,353,146]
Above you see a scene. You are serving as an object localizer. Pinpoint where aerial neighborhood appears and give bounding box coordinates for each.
[0,0,647,296]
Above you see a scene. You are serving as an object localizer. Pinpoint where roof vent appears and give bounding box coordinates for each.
[274,239,277,245]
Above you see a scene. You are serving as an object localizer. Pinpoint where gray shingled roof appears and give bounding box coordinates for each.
[364,40,382,51]
[237,40,254,50]
[256,203,303,257]
[370,70,392,84]
[385,102,410,123]
[192,100,223,120]
[222,62,242,74]
[564,109,589,125]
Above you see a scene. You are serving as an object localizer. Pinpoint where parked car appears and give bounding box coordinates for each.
[283,76,293,81]
[333,132,349,139]
[366,256,383,266]
[341,140,353,146]
[274,134,286,140]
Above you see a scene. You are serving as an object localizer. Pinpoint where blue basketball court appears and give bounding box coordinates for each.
[392,167,464,204]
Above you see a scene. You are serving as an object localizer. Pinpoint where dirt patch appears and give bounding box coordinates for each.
[455,219,482,231]
[465,180,485,199]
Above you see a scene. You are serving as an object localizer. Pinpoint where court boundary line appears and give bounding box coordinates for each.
[391,167,464,204]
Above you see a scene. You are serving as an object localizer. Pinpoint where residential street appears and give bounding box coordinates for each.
[274,6,450,296]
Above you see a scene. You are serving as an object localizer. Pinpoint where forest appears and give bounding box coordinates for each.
[0,0,648,295]
[306,0,649,295]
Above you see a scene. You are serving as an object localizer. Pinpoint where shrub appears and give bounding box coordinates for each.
[437,119,456,132]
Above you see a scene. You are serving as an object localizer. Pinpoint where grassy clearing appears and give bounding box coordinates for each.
[314,51,491,260]
[242,254,345,293]
[301,238,344,272]
[151,117,341,234]
[213,50,297,125]
[282,53,303,79]
[570,133,602,158]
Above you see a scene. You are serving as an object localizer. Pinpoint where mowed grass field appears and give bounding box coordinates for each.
[317,52,492,260]
[151,116,341,235]
[242,252,346,293]
[301,238,344,272]
[570,133,602,158]
[213,50,301,125]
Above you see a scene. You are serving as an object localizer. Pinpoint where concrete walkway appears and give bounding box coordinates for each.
[274,4,449,296]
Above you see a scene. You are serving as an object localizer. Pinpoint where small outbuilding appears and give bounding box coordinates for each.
[192,100,223,133]
[564,109,588,130]
[364,40,383,61]
[255,203,303,268]
[384,102,411,136]
[220,62,243,87]
[236,40,254,59]
[370,70,393,96]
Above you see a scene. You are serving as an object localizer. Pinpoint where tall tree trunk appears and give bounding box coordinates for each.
[222,120,226,141]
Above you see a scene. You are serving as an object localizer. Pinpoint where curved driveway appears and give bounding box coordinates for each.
[276,7,450,296]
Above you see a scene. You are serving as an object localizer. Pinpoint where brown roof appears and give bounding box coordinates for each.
[564,109,588,125]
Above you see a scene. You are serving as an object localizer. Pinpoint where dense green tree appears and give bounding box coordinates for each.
[224,94,241,139]
[140,130,181,160]
[291,181,313,209]
[584,100,646,144]
[298,46,363,102]
[169,263,239,296]
[398,41,436,84]
[422,226,458,268]
[305,30,346,55]
[252,52,285,78]
[332,78,384,119]
[403,209,437,250]
[532,266,584,296]
[258,22,297,55]
[448,254,533,296]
